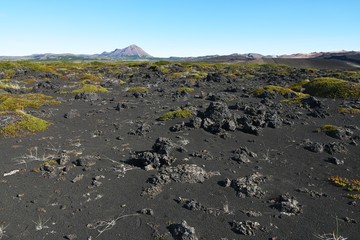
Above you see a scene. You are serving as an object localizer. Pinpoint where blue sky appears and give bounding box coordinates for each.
[0,0,359,57]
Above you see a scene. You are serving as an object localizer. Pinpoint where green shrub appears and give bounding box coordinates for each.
[176,87,194,93]
[303,78,360,99]
[158,109,193,121]
[126,87,148,93]
[338,107,360,114]
[319,124,339,133]
[72,84,108,93]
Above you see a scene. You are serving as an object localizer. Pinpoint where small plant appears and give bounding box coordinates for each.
[0,224,9,239]
[314,216,347,240]
[157,109,193,121]
[176,87,194,93]
[346,193,360,199]
[0,83,21,90]
[72,84,108,93]
[126,87,148,93]
[288,80,310,92]
[33,216,51,231]
[319,124,339,133]
[337,107,360,114]
[328,176,360,192]
[87,212,140,237]
[328,176,349,187]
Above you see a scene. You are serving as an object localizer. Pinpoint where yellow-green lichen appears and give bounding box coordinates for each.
[0,111,51,137]
[319,124,339,133]
[303,78,360,99]
[253,85,309,103]
[158,109,193,121]
[337,107,360,114]
[126,87,148,93]
[72,84,108,93]
[0,93,60,111]
[176,87,194,93]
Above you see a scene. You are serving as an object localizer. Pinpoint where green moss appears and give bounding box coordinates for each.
[319,124,339,133]
[176,87,194,93]
[79,73,102,82]
[0,93,60,111]
[338,107,360,114]
[158,109,193,121]
[303,78,360,99]
[288,80,310,92]
[0,111,50,137]
[0,83,21,90]
[40,159,58,166]
[126,87,148,93]
[168,72,185,79]
[72,84,108,93]
[253,85,308,98]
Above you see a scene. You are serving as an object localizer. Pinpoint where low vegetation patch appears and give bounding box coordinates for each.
[158,109,193,121]
[0,83,21,90]
[253,85,309,103]
[126,87,148,93]
[288,80,310,92]
[176,87,194,93]
[319,124,339,133]
[303,78,360,99]
[337,107,360,114]
[0,93,60,111]
[328,176,360,199]
[0,111,50,137]
[72,84,108,93]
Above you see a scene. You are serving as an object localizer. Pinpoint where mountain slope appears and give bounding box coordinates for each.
[100,44,152,58]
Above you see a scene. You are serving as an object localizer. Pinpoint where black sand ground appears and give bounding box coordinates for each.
[0,62,359,240]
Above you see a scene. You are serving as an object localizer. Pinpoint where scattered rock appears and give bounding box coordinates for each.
[296,188,328,197]
[229,172,266,198]
[303,140,324,153]
[231,147,257,163]
[64,234,77,240]
[230,220,260,235]
[130,138,176,170]
[301,96,323,109]
[143,164,219,198]
[138,208,154,216]
[71,174,84,183]
[270,193,302,216]
[64,109,80,119]
[324,142,347,155]
[74,92,99,101]
[73,155,99,168]
[326,157,344,165]
[242,210,263,217]
[168,220,198,240]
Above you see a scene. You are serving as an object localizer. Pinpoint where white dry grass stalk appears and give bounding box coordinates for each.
[261,147,271,162]
[0,224,9,239]
[314,216,347,240]
[314,233,347,240]
[222,195,234,215]
[33,216,51,231]
[87,213,140,238]
[14,147,57,166]
[102,155,138,177]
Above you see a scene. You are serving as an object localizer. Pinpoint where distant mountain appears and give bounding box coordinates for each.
[100,44,152,58]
